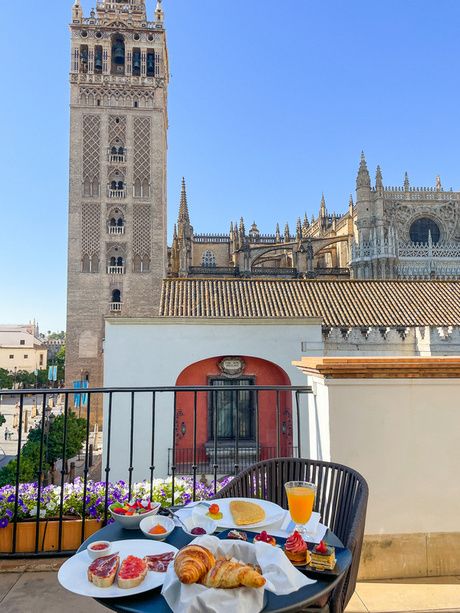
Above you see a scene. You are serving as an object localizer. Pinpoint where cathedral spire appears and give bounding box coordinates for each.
[275,223,281,243]
[178,177,190,224]
[356,151,370,188]
[375,165,383,190]
[404,172,410,191]
[173,224,177,240]
[349,194,354,214]
[239,217,246,237]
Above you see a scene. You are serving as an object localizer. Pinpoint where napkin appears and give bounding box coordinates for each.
[161,534,315,613]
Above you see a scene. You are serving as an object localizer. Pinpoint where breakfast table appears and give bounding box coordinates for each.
[78,519,351,613]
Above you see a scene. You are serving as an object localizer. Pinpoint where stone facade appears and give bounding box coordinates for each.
[170,156,460,282]
[66,0,168,391]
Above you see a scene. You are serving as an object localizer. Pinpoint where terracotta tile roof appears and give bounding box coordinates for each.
[159,278,460,327]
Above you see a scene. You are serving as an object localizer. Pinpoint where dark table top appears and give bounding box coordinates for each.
[78,522,351,613]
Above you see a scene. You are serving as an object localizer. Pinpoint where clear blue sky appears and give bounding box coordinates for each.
[2,0,460,331]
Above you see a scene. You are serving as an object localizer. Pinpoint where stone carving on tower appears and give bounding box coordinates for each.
[66,0,169,394]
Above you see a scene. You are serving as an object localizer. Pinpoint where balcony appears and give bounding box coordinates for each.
[251,267,298,277]
[107,266,124,275]
[109,154,126,164]
[108,225,125,235]
[109,301,122,312]
[108,189,126,199]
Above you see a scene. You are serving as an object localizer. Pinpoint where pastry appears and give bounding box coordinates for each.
[229,500,266,526]
[309,540,336,571]
[118,555,148,589]
[174,545,216,584]
[87,552,120,588]
[201,559,266,589]
[253,530,276,546]
[227,530,248,541]
[284,531,308,565]
[206,503,223,520]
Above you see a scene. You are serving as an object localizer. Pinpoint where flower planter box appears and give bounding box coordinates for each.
[0,518,102,554]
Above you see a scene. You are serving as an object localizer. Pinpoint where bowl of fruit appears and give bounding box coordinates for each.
[109,499,161,530]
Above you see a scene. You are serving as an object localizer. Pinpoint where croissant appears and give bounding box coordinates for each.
[201,559,266,589]
[174,545,216,584]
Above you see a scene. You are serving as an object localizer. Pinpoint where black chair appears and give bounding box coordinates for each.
[214,457,368,613]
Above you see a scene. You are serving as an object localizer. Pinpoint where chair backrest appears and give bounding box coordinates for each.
[215,457,368,613]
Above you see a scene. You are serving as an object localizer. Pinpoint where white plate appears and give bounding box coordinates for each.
[58,539,178,598]
[194,498,285,530]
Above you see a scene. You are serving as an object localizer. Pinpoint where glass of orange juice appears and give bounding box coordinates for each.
[284,481,316,539]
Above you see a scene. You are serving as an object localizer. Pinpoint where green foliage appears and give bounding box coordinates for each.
[0,369,12,389]
[27,413,86,465]
[55,345,65,382]
[0,413,85,486]
[0,442,49,487]
[0,413,5,428]
[47,331,65,340]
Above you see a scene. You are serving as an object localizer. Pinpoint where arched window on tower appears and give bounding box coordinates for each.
[111,34,125,75]
[202,250,217,268]
[110,289,122,311]
[134,178,142,197]
[82,254,91,273]
[94,45,103,74]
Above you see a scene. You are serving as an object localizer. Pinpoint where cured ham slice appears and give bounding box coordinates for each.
[144,552,175,573]
[118,555,148,589]
[87,553,120,588]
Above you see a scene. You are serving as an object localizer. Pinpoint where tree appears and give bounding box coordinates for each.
[0,441,49,487]
[55,345,66,382]
[0,369,12,389]
[28,412,86,466]
[0,413,5,428]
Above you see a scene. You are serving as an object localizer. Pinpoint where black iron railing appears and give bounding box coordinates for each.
[168,446,299,475]
[0,385,311,558]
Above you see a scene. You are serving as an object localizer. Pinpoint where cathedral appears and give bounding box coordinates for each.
[170,159,460,282]
[66,0,460,392]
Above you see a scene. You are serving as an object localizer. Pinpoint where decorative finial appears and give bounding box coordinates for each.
[239,217,245,236]
[155,0,164,22]
[436,175,442,191]
[404,172,410,191]
[275,223,281,242]
[173,224,177,239]
[356,151,370,189]
[302,213,309,236]
[349,194,354,210]
[375,165,383,190]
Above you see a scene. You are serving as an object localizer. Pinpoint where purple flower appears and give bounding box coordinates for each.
[7,494,15,503]
[0,518,9,529]
[6,509,13,518]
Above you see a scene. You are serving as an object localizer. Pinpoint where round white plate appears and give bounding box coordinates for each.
[58,539,178,598]
[194,498,285,530]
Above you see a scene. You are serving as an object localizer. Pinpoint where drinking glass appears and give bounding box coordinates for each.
[284,480,316,538]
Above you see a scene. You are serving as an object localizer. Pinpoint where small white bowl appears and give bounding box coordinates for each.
[87,540,112,560]
[109,502,161,530]
[139,515,175,541]
[181,513,216,537]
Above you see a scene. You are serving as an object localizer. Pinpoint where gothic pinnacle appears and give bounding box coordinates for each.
[356,151,371,189]
[375,165,383,189]
[284,223,290,242]
[320,192,326,217]
[239,217,245,236]
[173,224,177,239]
[404,172,410,190]
[349,194,354,212]
[302,213,309,235]
[275,223,281,242]
[178,177,190,224]
[296,217,302,240]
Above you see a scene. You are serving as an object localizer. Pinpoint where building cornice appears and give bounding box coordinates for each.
[293,356,460,379]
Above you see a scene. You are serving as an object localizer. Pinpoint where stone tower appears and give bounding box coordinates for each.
[66,0,169,391]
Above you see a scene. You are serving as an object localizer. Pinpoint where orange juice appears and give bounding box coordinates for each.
[286,486,315,524]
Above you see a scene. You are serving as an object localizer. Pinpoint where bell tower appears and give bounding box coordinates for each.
[66,0,169,394]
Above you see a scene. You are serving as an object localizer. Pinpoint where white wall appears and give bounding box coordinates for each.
[308,376,460,535]
[104,317,323,481]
